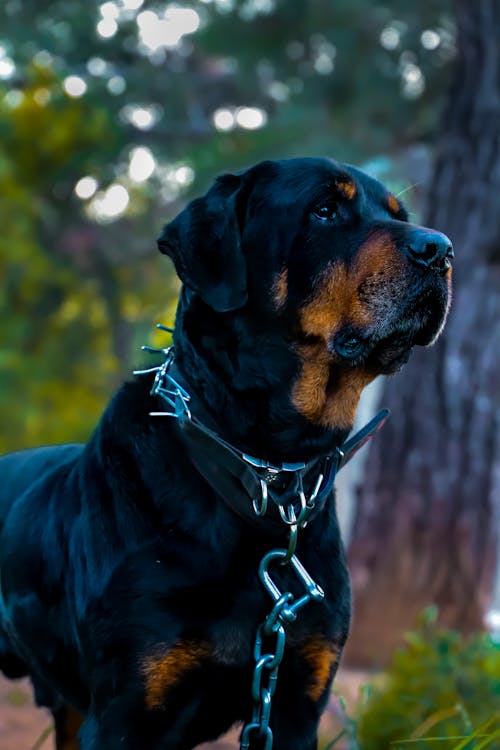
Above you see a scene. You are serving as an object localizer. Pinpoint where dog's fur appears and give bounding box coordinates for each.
[0,158,452,749]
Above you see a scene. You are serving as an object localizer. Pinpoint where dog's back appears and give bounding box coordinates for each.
[0,446,83,677]
[0,445,83,527]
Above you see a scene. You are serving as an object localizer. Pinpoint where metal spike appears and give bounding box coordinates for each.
[133,366,162,375]
[163,378,190,400]
[141,345,168,354]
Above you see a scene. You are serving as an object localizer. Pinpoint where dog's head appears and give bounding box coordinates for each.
[158,158,452,442]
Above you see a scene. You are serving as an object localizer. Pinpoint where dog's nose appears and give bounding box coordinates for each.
[404,229,454,273]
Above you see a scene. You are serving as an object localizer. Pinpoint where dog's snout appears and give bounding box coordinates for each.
[404,229,453,273]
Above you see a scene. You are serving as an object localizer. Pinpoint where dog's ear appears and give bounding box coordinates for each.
[157,173,247,312]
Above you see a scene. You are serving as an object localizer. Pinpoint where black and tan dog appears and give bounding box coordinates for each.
[0,158,452,749]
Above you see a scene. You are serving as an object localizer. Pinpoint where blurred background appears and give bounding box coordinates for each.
[0,0,499,747]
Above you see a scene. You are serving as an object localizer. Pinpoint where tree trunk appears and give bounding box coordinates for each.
[345,0,500,667]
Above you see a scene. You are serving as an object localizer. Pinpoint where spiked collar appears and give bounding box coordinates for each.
[137,338,389,537]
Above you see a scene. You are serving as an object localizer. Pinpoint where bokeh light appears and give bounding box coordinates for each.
[63,75,88,97]
[174,165,194,186]
[128,146,156,182]
[33,88,51,106]
[75,176,99,200]
[136,7,200,52]
[235,106,267,129]
[107,75,126,94]
[421,29,441,50]
[212,107,235,131]
[88,184,130,222]
[380,25,401,50]
[121,104,162,130]
[0,47,16,79]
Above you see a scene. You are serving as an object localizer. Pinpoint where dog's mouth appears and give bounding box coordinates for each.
[330,329,413,374]
[330,282,451,374]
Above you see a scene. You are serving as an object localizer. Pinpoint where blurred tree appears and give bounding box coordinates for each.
[347,0,500,666]
[0,0,454,450]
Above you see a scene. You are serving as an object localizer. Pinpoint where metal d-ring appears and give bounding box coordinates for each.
[279,502,297,526]
[253,479,269,517]
[279,489,308,527]
[307,472,324,508]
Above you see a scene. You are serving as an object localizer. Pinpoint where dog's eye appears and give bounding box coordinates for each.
[312,201,338,222]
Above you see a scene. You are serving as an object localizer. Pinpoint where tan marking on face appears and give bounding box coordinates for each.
[336,179,357,200]
[387,193,401,215]
[142,640,210,710]
[301,638,340,701]
[292,344,331,422]
[292,343,375,429]
[273,269,288,309]
[293,231,401,428]
[354,230,402,279]
[299,231,401,339]
[322,367,375,428]
[299,262,368,342]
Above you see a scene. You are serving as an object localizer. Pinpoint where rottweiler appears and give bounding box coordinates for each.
[0,158,452,750]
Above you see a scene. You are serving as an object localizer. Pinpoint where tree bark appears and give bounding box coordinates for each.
[345,0,500,667]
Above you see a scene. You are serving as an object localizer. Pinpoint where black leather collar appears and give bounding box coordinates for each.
[141,346,389,536]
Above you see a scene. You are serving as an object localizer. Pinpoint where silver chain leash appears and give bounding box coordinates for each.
[239,494,325,750]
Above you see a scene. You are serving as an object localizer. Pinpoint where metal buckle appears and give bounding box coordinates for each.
[242,455,306,473]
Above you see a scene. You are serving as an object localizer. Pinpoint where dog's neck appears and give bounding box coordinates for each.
[170,292,351,464]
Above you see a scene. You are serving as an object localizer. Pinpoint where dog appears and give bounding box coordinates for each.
[0,157,452,750]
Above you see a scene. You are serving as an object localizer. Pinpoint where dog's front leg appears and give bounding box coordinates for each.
[268,702,324,750]
[261,650,338,750]
[79,685,219,750]
[79,708,139,750]
[239,685,328,750]
[52,704,83,750]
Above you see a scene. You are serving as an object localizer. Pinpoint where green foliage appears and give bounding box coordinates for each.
[355,609,500,750]
[323,691,362,750]
[0,64,179,451]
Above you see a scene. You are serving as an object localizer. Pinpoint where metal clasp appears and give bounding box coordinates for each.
[259,550,324,619]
